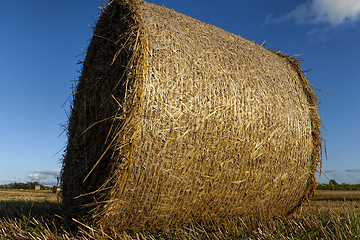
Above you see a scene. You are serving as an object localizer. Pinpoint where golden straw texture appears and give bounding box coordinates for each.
[61,0,323,229]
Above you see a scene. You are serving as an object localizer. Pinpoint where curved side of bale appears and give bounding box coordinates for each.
[61,0,323,230]
[272,52,323,213]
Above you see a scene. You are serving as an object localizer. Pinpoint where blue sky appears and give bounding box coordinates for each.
[0,0,359,186]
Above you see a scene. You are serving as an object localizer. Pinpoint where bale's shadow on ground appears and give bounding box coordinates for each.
[0,200,62,219]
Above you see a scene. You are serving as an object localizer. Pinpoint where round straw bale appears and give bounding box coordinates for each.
[61,0,323,229]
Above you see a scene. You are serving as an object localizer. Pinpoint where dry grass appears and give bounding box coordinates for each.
[316,190,360,196]
[314,190,360,202]
[1,189,359,239]
[0,189,57,201]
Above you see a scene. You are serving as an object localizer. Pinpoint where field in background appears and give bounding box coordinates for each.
[316,190,360,195]
[315,190,360,201]
[0,188,359,239]
[0,189,57,201]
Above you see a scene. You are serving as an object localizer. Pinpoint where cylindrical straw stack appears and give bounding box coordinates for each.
[61,0,323,229]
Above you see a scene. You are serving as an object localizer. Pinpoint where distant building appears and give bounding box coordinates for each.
[34,185,41,190]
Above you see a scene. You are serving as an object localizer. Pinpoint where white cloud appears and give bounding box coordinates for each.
[282,0,360,26]
[27,169,60,186]
[346,169,360,172]
[34,169,60,176]
[28,173,40,181]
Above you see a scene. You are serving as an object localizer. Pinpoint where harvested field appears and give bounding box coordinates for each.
[315,190,360,195]
[1,189,360,239]
[0,189,57,201]
[314,190,360,201]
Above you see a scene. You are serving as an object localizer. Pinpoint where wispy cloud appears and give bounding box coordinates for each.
[346,169,360,172]
[27,169,60,186]
[317,169,360,184]
[265,0,360,41]
[34,169,60,176]
[279,0,360,26]
[317,169,337,172]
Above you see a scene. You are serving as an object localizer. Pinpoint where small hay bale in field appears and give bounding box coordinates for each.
[61,0,323,229]
[52,185,61,194]
[34,185,40,191]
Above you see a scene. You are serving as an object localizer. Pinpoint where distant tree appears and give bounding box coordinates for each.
[329,179,339,186]
[0,181,46,190]
[317,181,360,191]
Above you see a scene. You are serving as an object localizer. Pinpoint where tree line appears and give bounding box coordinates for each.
[0,181,51,190]
[1,180,359,191]
[317,179,360,190]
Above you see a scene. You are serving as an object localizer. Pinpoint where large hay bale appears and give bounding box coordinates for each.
[61,0,323,229]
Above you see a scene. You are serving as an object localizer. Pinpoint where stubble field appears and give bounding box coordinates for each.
[0,188,359,239]
[0,189,57,201]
